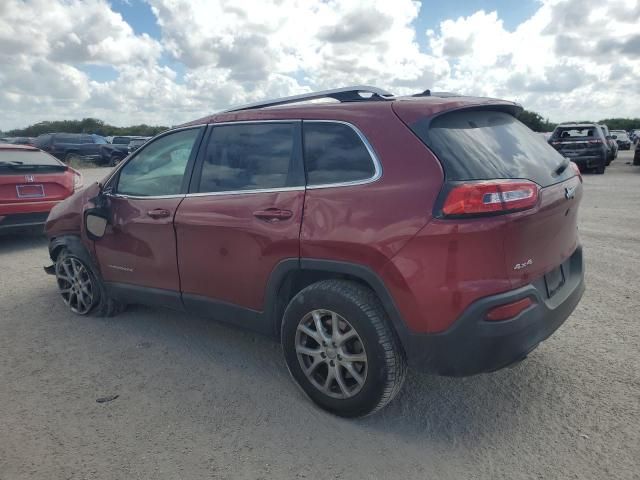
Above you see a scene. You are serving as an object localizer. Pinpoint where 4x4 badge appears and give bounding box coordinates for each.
[565,185,577,200]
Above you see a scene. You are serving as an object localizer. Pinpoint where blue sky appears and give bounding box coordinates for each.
[2,0,637,130]
[102,0,542,83]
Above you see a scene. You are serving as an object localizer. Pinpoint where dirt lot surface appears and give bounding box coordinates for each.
[1,152,639,479]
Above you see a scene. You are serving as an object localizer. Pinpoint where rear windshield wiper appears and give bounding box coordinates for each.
[554,159,570,176]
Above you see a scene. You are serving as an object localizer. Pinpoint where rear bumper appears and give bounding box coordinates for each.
[401,246,584,376]
[569,156,606,168]
[0,211,50,230]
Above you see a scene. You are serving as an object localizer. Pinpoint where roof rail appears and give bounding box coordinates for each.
[222,85,394,113]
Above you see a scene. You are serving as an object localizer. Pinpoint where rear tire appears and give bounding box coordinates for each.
[109,154,123,167]
[54,248,123,317]
[281,280,406,417]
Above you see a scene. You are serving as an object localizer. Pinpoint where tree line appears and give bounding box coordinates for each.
[517,110,640,133]
[3,112,640,138]
[2,118,168,138]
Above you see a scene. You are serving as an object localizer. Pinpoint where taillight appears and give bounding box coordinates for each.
[569,161,582,182]
[486,297,535,321]
[69,168,83,191]
[441,180,539,217]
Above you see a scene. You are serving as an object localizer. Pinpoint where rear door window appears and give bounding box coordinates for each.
[410,110,572,187]
[196,122,304,193]
[303,122,377,186]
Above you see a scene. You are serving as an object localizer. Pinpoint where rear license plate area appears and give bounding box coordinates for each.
[16,184,45,198]
[545,265,565,298]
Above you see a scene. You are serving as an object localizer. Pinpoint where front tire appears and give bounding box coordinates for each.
[281,280,406,417]
[54,248,123,317]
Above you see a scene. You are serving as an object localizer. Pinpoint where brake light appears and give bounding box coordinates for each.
[442,180,539,217]
[486,297,535,321]
[569,161,582,182]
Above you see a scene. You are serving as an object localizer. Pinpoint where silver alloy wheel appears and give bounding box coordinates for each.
[295,309,368,399]
[55,256,95,314]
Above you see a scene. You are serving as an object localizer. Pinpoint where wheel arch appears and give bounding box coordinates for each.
[266,258,410,346]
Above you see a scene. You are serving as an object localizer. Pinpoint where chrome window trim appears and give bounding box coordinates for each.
[302,120,383,190]
[108,193,186,200]
[186,186,305,198]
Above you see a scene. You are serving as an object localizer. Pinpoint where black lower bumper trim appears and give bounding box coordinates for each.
[401,247,585,376]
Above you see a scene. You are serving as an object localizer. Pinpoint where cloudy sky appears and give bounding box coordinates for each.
[0,0,638,130]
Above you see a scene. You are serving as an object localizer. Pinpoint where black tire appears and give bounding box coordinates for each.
[109,154,123,167]
[64,152,79,164]
[54,248,124,317]
[281,280,406,417]
[595,164,606,174]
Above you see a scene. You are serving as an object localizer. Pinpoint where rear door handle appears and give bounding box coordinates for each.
[147,208,171,219]
[253,208,293,222]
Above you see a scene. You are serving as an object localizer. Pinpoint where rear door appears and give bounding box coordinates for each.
[174,121,305,314]
[93,127,204,294]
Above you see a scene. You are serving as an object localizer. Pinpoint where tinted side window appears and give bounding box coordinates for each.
[303,122,376,186]
[35,134,52,148]
[56,133,82,144]
[197,122,303,193]
[117,128,201,197]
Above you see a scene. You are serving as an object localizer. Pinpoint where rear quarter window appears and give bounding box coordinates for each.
[303,122,377,186]
[410,110,572,187]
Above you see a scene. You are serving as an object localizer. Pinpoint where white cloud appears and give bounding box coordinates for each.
[0,0,639,130]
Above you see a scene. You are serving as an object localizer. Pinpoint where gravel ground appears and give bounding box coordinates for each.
[1,151,639,479]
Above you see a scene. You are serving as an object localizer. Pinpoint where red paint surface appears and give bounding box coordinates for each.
[175,190,304,310]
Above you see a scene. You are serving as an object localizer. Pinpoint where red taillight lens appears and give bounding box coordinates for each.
[486,297,535,321]
[569,161,582,182]
[442,180,539,217]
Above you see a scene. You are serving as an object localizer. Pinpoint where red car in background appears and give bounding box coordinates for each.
[0,144,82,232]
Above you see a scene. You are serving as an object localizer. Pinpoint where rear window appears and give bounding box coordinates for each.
[303,122,376,186]
[0,150,65,171]
[112,137,131,144]
[551,126,600,140]
[411,110,572,187]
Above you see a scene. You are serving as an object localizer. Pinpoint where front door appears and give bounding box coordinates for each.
[94,127,204,294]
[175,121,305,315]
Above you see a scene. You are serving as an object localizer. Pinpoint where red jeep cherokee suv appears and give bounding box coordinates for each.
[44,87,584,417]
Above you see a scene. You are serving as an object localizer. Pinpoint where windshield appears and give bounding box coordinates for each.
[112,137,131,144]
[93,135,107,144]
[411,110,573,187]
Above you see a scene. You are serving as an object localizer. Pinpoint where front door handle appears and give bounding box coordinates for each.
[147,208,171,219]
[253,208,293,222]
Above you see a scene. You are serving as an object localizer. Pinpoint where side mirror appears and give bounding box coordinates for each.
[85,184,112,240]
[606,135,613,140]
[85,212,108,239]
